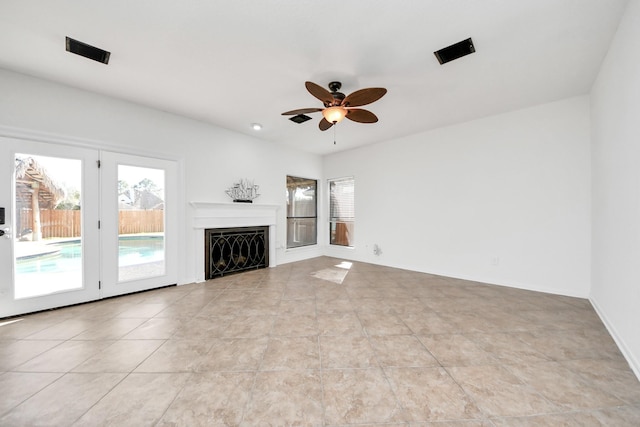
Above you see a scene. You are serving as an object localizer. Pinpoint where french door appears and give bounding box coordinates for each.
[0,138,100,317]
[99,151,177,297]
[0,138,178,318]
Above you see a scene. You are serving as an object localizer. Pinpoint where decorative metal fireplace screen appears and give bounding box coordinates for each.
[205,226,269,278]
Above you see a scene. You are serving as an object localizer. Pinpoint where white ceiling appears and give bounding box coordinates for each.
[0,1,629,155]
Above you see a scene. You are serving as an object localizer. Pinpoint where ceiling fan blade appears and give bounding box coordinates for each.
[346,108,378,123]
[319,118,334,131]
[281,108,323,116]
[305,81,334,105]
[343,88,387,107]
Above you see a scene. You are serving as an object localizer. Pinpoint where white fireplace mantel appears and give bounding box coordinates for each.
[190,202,280,282]
[190,201,279,229]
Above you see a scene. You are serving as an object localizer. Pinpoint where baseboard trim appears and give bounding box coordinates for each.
[590,296,640,381]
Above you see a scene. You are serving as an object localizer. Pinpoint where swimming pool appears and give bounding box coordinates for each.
[14,236,165,299]
[16,236,164,274]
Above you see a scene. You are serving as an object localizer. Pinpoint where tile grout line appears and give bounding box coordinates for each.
[238,274,283,425]
[348,277,411,424]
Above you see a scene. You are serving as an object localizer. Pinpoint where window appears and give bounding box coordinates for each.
[286,176,317,248]
[329,177,354,247]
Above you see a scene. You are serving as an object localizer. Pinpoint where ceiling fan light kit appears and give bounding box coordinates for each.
[322,106,347,124]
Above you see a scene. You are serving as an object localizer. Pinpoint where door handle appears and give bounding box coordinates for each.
[0,228,10,238]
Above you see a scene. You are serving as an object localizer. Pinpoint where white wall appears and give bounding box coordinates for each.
[324,96,591,297]
[0,68,324,284]
[0,69,595,299]
[590,0,640,377]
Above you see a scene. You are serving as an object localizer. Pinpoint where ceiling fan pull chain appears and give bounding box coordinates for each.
[333,123,337,145]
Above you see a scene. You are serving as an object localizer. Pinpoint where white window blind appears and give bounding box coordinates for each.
[329,177,354,246]
[330,178,354,220]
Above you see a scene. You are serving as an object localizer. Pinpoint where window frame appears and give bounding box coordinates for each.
[285,175,318,249]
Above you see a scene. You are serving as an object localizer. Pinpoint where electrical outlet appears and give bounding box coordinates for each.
[373,244,382,256]
[491,256,500,266]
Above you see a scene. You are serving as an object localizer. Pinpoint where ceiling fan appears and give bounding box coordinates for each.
[282,81,387,131]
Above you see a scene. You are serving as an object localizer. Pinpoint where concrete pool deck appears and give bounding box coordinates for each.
[15,233,164,260]
[14,241,62,259]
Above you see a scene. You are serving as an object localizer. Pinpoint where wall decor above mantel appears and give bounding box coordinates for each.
[225,179,260,203]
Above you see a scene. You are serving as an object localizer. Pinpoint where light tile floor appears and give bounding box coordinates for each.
[1,257,639,426]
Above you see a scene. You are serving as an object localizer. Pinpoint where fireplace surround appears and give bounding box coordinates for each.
[190,202,279,282]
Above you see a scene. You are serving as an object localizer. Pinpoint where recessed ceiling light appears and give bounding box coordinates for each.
[251,123,262,131]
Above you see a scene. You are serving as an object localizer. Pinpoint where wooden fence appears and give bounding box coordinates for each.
[118,210,164,234]
[18,209,164,239]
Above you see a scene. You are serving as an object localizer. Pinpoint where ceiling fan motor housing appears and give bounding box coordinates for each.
[328,81,346,106]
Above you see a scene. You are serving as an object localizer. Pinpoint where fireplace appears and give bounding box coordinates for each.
[205,226,269,278]
[190,202,279,283]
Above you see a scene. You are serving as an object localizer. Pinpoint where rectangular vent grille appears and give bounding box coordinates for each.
[290,114,312,124]
[434,38,475,65]
[65,37,110,64]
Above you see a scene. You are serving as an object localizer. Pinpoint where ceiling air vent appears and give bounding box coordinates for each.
[65,37,110,64]
[289,114,312,124]
[434,37,475,65]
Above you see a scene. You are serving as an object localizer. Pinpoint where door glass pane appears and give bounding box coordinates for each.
[14,154,83,298]
[117,165,165,282]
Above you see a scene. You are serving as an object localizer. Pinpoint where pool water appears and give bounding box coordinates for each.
[118,236,165,267]
[16,236,164,274]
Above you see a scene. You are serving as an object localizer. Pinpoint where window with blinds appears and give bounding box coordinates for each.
[329,177,354,247]
[286,176,317,248]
